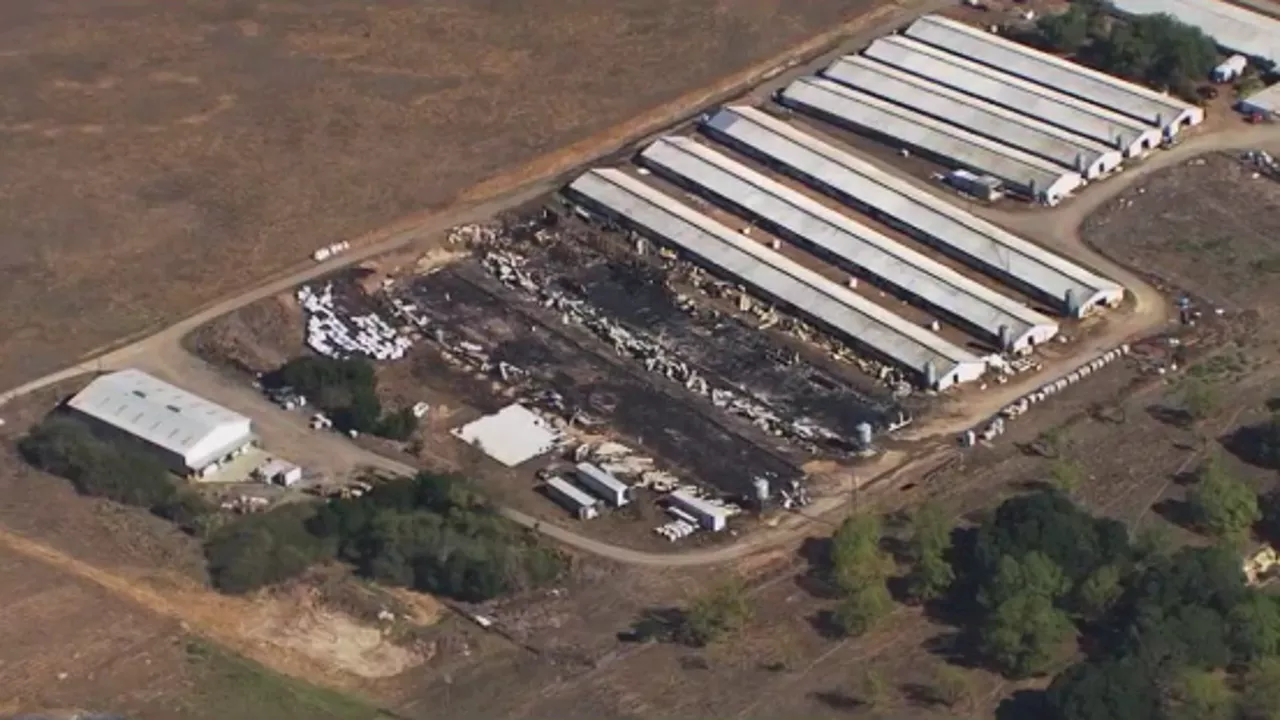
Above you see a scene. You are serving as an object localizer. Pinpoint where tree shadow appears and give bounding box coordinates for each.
[1152,498,1195,530]
[995,690,1048,720]
[808,609,848,640]
[1222,423,1280,470]
[617,606,686,644]
[795,536,840,600]
[809,690,866,712]
[899,682,946,707]
[1147,404,1192,429]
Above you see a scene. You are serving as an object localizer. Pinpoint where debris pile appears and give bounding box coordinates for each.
[311,240,351,262]
[479,250,845,451]
[297,283,412,361]
[1243,149,1280,181]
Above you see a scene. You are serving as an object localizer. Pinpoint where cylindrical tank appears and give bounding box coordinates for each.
[855,422,873,448]
[753,477,770,506]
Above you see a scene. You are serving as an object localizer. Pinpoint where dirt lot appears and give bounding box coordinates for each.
[0,0,888,389]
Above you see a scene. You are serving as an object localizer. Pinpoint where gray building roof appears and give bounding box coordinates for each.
[1108,0,1280,65]
[904,15,1204,132]
[820,55,1123,178]
[565,168,986,388]
[700,107,1125,317]
[545,476,599,509]
[779,76,1085,204]
[67,368,253,469]
[858,36,1162,156]
[1241,83,1280,116]
[639,136,1059,351]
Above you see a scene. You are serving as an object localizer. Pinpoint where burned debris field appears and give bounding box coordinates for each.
[390,210,914,496]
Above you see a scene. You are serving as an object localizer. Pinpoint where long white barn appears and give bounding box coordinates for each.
[638,136,1060,352]
[700,107,1124,317]
[904,15,1204,134]
[857,36,1162,157]
[820,55,1123,178]
[779,76,1085,205]
[565,169,987,389]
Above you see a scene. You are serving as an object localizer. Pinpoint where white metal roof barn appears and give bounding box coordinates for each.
[566,169,987,389]
[820,56,1123,178]
[700,107,1125,317]
[904,15,1205,134]
[638,136,1059,352]
[1107,0,1280,66]
[779,76,1085,205]
[857,36,1163,157]
[67,368,254,475]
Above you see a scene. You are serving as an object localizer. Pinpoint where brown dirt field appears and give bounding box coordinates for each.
[0,0,888,389]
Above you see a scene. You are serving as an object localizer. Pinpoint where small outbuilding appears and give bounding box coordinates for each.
[544,476,600,520]
[1212,54,1248,83]
[66,369,254,478]
[667,490,729,532]
[257,459,303,487]
[574,462,633,507]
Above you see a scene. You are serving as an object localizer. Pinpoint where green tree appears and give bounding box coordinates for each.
[1037,5,1091,52]
[1229,592,1280,662]
[1074,563,1125,621]
[1181,377,1220,422]
[1044,659,1161,720]
[1164,668,1235,720]
[680,580,752,646]
[978,591,1074,678]
[851,668,887,707]
[929,663,971,709]
[830,514,894,594]
[904,502,955,603]
[1242,657,1280,720]
[831,583,893,638]
[1048,457,1088,496]
[1187,453,1259,541]
[19,415,177,510]
[204,505,332,594]
[979,552,1070,610]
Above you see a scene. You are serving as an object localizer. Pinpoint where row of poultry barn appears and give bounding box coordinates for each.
[780,14,1205,206]
[562,93,1127,391]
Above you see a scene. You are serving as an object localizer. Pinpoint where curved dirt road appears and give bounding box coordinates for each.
[5,126,1278,568]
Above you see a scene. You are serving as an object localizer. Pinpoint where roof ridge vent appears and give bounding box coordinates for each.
[165,404,181,413]
[132,390,147,398]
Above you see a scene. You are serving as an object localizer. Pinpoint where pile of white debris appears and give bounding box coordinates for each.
[297,283,412,361]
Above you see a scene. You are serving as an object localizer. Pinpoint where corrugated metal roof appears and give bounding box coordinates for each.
[67,369,251,463]
[576,462,630,494]
[546,476,599,508]
[565,168,986,387]
[1108,0,1280,65]
[857,36,1161,154]
[1241,83,1280,114]
[700,107,1125,316]
[779,76,1084,201]
[904,15,1203,130]
[820,55,1122,176]
[639,136,1059,350]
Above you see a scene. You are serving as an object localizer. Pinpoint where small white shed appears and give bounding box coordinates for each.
[1212,55,1248,83]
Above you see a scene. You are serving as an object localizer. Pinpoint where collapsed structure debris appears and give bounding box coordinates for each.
[297,283,412,360]
[478,248,847,451]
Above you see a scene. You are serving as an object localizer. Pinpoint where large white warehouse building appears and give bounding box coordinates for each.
[699,107,1125,318]
[855,37,1163,157]
[821,55,1123,178]
[566,168,988,389]
[904,15,1204,135]
[779,76,1085,205]
[67,369,255,477]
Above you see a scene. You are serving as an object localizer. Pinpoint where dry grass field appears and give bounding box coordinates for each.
[0,0,880,388]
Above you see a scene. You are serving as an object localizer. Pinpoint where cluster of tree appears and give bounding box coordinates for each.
[927,487,1280,720]
[827,514,896,637]
[1033,1,1219,98]
[206,472,566,602]
[271,356,418,440]
[20,416,178,510]
[1187,452,1259,543]
[679,580,753,646]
